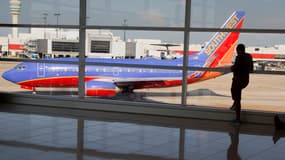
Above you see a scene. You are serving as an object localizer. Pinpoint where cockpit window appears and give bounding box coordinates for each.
[14,65,26,70]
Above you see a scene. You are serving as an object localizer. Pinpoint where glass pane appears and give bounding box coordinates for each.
[187,72,285,113]
[1,28,185,104]
[187,31,285,112]
[84,29,183,104]
[0,0,79,25]
[191,0,285,29]
[87,0,185,27]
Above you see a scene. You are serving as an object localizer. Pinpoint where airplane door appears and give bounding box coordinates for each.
[37,63,46,77]
[112,67,120,76]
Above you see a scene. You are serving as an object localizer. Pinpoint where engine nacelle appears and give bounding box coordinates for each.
[85,80,118,97]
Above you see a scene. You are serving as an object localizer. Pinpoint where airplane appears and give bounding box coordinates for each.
[2,10,245,97]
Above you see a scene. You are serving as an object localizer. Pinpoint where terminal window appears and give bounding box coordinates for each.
[91,41,110,53]
[52,42,79,52]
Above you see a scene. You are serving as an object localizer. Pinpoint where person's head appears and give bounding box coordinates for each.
[236,43,245,55]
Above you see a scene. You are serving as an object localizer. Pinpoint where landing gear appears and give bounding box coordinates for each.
[120,86,137,99]
[121,86,134,93]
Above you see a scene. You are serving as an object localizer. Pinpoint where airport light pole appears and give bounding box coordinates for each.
[54,13,61,39]
[42,13,48,39]
[123,19,127,41]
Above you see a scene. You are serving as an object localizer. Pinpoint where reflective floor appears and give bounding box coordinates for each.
[0,110,285,160]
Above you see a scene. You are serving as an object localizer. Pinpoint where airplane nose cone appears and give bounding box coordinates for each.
[2,69,16,83]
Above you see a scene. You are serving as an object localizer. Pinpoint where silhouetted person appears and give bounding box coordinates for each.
[230,44,253,122]
[273,129,285,144]
[272,115,285,144]
[227,124,241,160]
[274,115,285,130]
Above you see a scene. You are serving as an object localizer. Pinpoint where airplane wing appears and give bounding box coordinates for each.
[113,76,191,90]
[114,77,181,83]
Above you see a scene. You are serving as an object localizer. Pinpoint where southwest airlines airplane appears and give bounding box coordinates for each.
[2,11,245,97]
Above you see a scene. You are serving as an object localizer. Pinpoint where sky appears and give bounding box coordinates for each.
[1,0,285,46]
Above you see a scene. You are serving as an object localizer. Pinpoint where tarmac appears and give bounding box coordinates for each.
[1,61,285,113]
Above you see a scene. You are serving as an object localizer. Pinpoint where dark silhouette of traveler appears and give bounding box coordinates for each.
[230,44,253,123]
[273,128,285,144]
[227,124,241,160]
[273,115,285,144]
[274,115,285,130]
